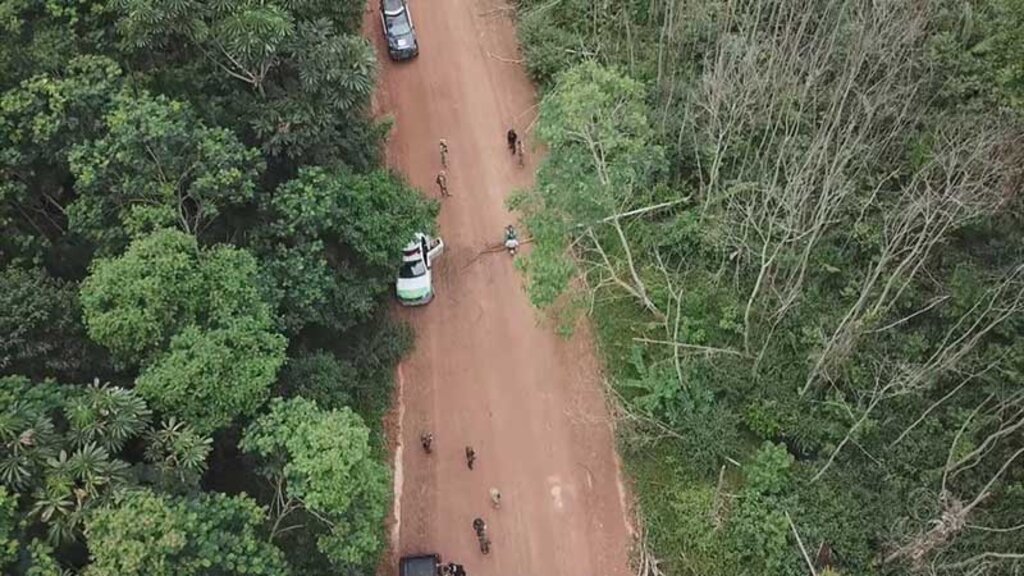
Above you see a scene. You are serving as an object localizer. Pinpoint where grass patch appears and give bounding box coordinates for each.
[590,291,758,575]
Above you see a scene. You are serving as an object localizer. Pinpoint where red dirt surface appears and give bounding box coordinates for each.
[365,1,634,574]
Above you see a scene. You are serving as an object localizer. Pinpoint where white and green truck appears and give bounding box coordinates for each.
[395,232,444,305]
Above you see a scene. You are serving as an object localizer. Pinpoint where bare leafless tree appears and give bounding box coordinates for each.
[804,127,1021,393]
[891,264,1024,444]
[686,0,930,362]
[882,391,1024,571]
[814,264,1024,480]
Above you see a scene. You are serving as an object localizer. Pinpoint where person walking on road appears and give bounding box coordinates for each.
[465,446,476,470]
[420,432,433,454]
[506,128,518,155]
[489,487,502,509]
[436,170,449,197]
[473,517,490,554]
[439,138,448,168]
[515,138,524,166]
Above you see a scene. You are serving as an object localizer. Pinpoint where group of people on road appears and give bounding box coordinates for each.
[435,139,451,197]
[435,127,525,198]
[415,125,531,572]
[506,128,524,166]
[420,431,501,559]
[440,561,467,576]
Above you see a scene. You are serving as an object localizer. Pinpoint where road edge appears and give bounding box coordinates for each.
[389,363,407,561]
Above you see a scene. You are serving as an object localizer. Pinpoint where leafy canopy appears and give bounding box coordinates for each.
[515,61,665,307]
[111,0,375,162]
[136,321,286,433]
[1,378,152,544]
[80,229,275,363]
[0,487,16,570]
[80,229,285,432]
[68,90,264,253]
[257,167,437,333]
[0,265,102,381]
[267,166,437,270]
[84,489,291,576]
[241,398,390,569]
[0,55,123,263]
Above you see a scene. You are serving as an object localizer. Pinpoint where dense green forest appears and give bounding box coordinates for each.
[514,0,1024,574]
[1,0,435,573]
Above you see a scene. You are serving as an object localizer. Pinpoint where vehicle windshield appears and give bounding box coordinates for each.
[399,260,426,279]
[386,13,412,36]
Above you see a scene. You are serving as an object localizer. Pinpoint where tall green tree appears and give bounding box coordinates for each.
[0,375,66,492]
[2,375,215,551]
[140,418,212,492]
[0,56,123,265]
[1,378,147,545]
[0,487,16,571]
[257,166,436,334]
[68,90,264,253]
[266,168,438,270]
[136,321,285,433]
[241,398,389,570]
[64,382,150,452]
[80,229,285,432]
[79,229,276,363]
[516,61,666,311]
[0,0,114,90]
[111,0,376,163]
[84,489,291,576]
[0,266,104,381]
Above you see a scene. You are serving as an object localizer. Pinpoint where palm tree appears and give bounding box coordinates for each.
[65,381,150,452]
[144,417,212,490]
[0,403,59,490]
[30,444,129,544]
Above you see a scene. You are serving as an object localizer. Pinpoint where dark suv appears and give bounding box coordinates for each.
[380,0,419,60]
[399,553,439,576]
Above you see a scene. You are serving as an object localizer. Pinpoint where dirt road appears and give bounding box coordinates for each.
[365,1,634,574]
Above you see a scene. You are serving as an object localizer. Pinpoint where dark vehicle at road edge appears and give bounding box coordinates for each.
[399,553,440,576]
[381,0,419,60]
